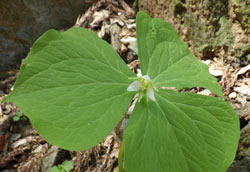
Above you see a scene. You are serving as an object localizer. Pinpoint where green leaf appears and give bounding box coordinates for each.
[5,27,136,150]
[12,116,20,122]
[136,11,180,74]
[60,161,73,171]
[136,11,222,96]
[148,42,223,96]
[124,89,239,172]
[118,141,124,172]
[49,161,73,172]
[49,166,60,172]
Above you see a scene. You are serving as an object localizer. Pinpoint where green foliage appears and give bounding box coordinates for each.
[50,161,73,172]
[231,0,250,33]
[231,0,241,3]
[4,11,239,172]
[183,0,231,57]
[12,111,25,122]
[236,0,250,33]
[136,11,180,74]
[4,27,135,150]
[234,44,250,58]
[124,90,239,172]
[214,17,234,48]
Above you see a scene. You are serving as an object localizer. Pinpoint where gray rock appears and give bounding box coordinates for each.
[0,0,96,72]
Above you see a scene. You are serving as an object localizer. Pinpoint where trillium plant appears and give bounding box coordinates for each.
[4,11,239,172]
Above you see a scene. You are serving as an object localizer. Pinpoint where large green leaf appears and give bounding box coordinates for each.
[137,11,222,96]
[5,27,136,150]
[148,42,223,96]
[136,11,180,74]
[124,89,239,172]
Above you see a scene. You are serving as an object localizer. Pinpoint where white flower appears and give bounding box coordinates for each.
[127,75,156,101]
[147,87,156,101]
[127,80,141,91]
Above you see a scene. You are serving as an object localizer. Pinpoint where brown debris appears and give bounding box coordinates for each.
[73,135,120,172]
[75,0,137,64]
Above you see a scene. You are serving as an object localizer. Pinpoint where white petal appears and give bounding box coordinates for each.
[142,75,150,80]
[147,87,156,101]
[136,69,142,77]
[127,81,141,91]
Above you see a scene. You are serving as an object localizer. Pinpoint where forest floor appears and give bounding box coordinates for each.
[0,0,249,172]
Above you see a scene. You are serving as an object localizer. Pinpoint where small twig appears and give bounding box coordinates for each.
[118,0,135,17]
[110,23,121,52]
[0,104,2,117]
[75,6,95,28]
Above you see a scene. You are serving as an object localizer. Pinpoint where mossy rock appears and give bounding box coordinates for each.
[137,0,249,60]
